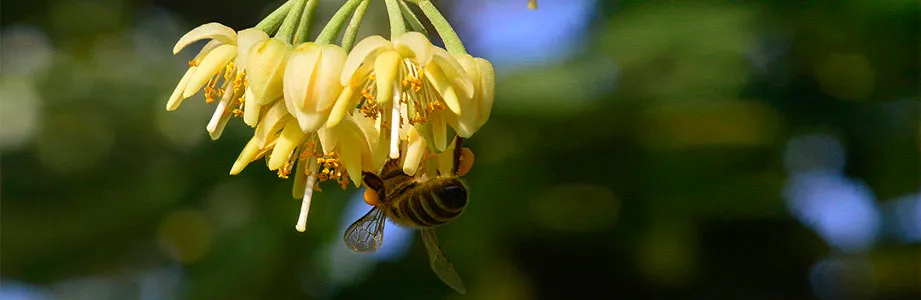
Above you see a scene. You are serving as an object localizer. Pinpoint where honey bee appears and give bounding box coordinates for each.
[344,137,474,294]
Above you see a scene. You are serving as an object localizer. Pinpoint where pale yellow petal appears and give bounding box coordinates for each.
[174,22,237,54]
[314,45,347,111]
[341,35,392,85]
[339,135,363,187]
[243,87,261,127]
[194,40,222,61]
[375,50,401,105]
[393,32,433,66]
[247,38,291,105]
[448,54,482,137]
[254,100,290,147]
[335,116,372,187]
[183,44,236,98]
[436,138,457,176]
[284,43,321,117]
[166,67,196,111]
[268,119,306,170]
[431,112,448,152]
[424,62,462,114]
[292,156,308,199]
[325,85,356,128]
[235,28,270,69]
[475,58,496,129]
[431,47,473,100]
[230,137,261,175]
[316,127,338,156]
[206,84,237,139]
[402,128,426,176]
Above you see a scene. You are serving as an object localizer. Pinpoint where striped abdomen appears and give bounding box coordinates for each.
[383,177,468,228]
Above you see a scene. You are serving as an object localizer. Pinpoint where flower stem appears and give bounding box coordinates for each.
[255,0,294,33]
[384,0,407,39]
[294,0,319,44]
[399,0,428,36]
[315,0,364,45]
[414,0,466,55]
[341,0,370,52]
[275,0,308,43]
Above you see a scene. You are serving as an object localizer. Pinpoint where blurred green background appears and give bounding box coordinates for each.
[2,0,919,299]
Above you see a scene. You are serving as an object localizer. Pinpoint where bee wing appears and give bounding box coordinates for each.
[420,229,466,294]
[343,207,387,253]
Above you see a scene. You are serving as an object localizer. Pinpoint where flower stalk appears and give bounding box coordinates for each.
[412,0,466,55]
[315,0,365,44]
[294,0,319,44]
[275,0,308,42]
[341,0,370,52]
[255,1,295,33]
[384,0,407,39]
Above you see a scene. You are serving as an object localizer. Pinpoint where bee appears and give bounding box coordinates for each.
[343,137,474,294]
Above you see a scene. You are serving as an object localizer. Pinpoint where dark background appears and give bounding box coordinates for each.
[2,0,919,299]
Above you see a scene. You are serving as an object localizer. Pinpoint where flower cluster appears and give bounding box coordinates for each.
[166,0,495,232]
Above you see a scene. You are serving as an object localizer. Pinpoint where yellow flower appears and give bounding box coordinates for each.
[444,54,495,138]
[328,32,474,159]
[167,22,270,139]
[283,43,348,133]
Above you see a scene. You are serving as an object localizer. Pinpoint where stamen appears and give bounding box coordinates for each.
[295,158,319,232]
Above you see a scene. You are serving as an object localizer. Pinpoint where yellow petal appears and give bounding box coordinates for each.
[402,128,427,176]
[341,35,392,86]
[193,40,222,61]
[393,32,433,66]
[424,62,462,114]
[173,22,238,54]
[314,44,347,111]
[325,85,356,128]
[183,44,236,98]
[247,38,291,105]
[268,119,307,170]
[431,112,448,152]
[243,87,261,127]
[447,54,482,138]
[206,84,237,140]
[235,28,270,69]
[375,50,401,105]
[292,156,308,199]
[284,43,322,115]
[335,116,372,187]
[231,137,261,175]
[316,127,338,155]
[475,58,496,129]
[431,47,473,100]
[339,135,363,187]
[166,67,196,111]
[436,138,457,176]
[254,101,290,147]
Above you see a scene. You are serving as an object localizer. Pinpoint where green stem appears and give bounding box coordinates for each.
[294,0,319,44]
[384,0,407,38]
[255,1,294,33]
[415,0,466,54]
[399,0,428,36]
[341,0,370,52]
[275,0,308,43]
[315,0,365,45]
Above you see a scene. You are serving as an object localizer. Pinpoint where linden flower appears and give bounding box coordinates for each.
[283,43,348,133]
[327,32,474,159]
[166,22,270,139]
